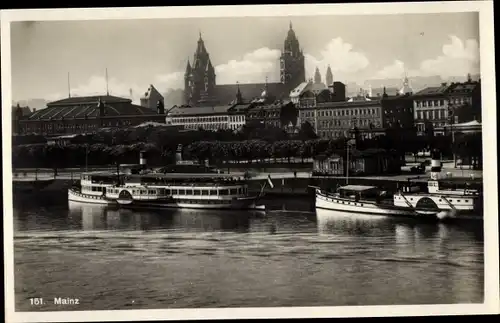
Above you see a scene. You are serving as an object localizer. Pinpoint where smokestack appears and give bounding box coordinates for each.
[139,151,147,166]
[175,144,183,164]
[430,149,442,180]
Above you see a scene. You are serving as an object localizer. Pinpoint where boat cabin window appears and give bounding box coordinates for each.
[194,190,201,196]
[219,189,228,195]
[201,190,209,196]
[338,187,379,199]
[178,189,186,195]
[210,189,217,195]
[165,189,171,195]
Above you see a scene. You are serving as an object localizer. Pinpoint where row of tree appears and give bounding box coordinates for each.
[11,131,482,170]
[12,123,312,148]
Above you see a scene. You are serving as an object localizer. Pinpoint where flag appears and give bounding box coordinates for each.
[267,174,274,189]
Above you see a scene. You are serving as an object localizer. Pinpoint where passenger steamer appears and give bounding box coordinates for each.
[313,139,415,217]
[393,157,482,220]
[68,152,266,211]
[314,144,482,220]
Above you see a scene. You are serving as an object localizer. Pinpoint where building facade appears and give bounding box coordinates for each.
[12,104,32,135]
[140,84,165,111]
[246,101,298,129]
[166,104,247,131]
[313,149,403,176]
[380,94,415,130]
[298,100,384,139]
[412,78,481,135]
[184,23,306,107]
[412,83,451,135]
[17,95,166,136]
[446,77,481,123]
[290,80,346,109]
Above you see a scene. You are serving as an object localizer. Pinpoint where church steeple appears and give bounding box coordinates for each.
[205,58,214,73]
[184,31,217,106]
[325,65,333,86]
[196,31,207,55]
[314,67,322,84]
[185,59,191,76]
[235,81,243,104]
[280,22,306,89]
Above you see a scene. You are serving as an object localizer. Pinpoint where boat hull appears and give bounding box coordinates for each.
[393,193,483,221]
[315,189,415,217]
[68,189,266,211]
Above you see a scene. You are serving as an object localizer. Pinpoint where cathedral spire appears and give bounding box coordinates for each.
[235,81,243,104]
[314,67,322,84]
[196,31,207,55]
[185,58,191,76]
[289,21,293,30]
[326,65,333,86]
[205,58,214,72]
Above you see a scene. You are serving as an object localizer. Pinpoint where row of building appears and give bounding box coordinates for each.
[11,75,482,139]
[12,22,482,139]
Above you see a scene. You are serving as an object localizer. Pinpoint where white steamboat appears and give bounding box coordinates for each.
[315,184,416,217]
[68,151,266,211]
[393,157,482,220]
[313,139,415,217]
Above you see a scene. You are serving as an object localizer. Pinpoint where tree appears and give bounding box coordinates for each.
[298,121,318,140]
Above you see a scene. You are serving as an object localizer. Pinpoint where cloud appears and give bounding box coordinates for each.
[215,47,281,84]
[374,36,480,80]
[155,71,184,89]
[214,38,369,85]
[305,38,370,82]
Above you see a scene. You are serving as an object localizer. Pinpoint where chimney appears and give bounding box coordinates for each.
[441,82,447,86]
[430,149,442,181]
[175,144,183,164]
[139,151,147,166]
[157,100,165,114]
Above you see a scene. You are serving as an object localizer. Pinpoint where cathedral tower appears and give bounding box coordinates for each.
[325,65,333,86]
[280,22,306,90]
[184,32,217,106]
[314,67,322,84]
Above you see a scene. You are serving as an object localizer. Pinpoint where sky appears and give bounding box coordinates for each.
[10,12,480,103]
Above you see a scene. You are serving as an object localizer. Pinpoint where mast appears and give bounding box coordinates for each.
[67,72,71,98]
[105,68,109,96]
[346,140,349,185]
[116,162,120,185]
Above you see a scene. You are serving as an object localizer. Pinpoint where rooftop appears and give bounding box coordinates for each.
[168,105,240,116]
[27,99,155,121]
[314,100,381,109]
[339,185,378,191]
[412,85,450,97]
[48,95,132,106]
[214,82,289,105]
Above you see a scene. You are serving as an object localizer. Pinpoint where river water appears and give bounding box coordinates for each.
[12,194,484,311]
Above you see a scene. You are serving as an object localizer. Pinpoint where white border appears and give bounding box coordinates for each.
[2,2,498,322]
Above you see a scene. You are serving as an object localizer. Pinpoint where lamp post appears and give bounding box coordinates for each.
[448,104,456,168]
[85,144,89,172]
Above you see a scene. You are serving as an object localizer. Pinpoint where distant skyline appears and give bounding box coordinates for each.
[11,12,479,103]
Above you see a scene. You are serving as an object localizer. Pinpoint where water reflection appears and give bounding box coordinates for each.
[315,209,395,236]
[66,201,255,233]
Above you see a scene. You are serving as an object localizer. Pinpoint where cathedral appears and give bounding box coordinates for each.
[184,23,306,106]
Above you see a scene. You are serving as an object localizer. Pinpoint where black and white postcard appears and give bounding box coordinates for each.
[2,2,498,322]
